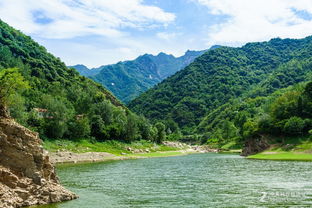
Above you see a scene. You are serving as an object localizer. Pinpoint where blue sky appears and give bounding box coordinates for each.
[1,0,312,67]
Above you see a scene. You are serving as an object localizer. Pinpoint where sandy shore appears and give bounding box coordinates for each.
[49,151,121,164]
[48,146,218,165]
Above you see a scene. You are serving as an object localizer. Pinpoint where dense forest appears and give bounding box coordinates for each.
[197,81,312,148]
[71,50,207,103]
[129,36,312,148]
[196,54,312,147]
[0,19,166,143]
[129,37,312,133]
[1,18,312,150]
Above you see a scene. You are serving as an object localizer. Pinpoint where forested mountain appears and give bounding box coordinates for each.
[68,64,101,77]
[197,80,312,149]
[0,19,164,143]
[71,49,209,103]
[3,16,312,151]
[128,36,312,136]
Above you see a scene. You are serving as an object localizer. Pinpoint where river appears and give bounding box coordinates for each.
[33,153,312,207]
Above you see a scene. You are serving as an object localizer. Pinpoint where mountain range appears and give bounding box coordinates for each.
[2,17,312,151]
[128,36,312,136]
[70,48,220,103]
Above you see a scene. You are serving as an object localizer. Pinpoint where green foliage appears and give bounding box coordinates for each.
[155,122,166,143]
[270,90,301,120]
[43,139,181,155]
[129,37,312,135]
[198,81,312,147]
[67,117,91,139]
[283,117,305,135]
[73,50,206,104]
[0,67,29,105]
[242,120,259,138]
[0,19,160,143]
[8,93,27,124]
[90,115,106,140]
[124,113,139,142]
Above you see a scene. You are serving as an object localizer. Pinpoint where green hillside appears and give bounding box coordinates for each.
[197,80,311,147]
[0,19,163,143]
[72,50,208,103]
[68,64,101,77]
[128,37,312,135]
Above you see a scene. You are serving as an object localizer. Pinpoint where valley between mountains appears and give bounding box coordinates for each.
[0,15,312,208]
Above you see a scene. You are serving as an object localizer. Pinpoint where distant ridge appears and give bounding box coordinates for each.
[128,36,312,131]
[70,47,219,103]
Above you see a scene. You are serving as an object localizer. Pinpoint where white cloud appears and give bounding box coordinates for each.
[156,32,178,40]
[36,34,187,67]
[0,0,175,39]
[195,0,312,46]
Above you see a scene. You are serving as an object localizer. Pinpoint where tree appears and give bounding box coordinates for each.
[0,68,29,117]
[304,82,312,99]
[124,113,139,142]
[92,101,113,125]
[220,120,238,142]
[283,117,305,135]
[242,120,258,138]
[155,122,166,143]
[40,95,74,139]
[67,117,91,139]
[90,115,106,140]
[8,93,27,125]
[270,90,301,120]
[137,116,152,141]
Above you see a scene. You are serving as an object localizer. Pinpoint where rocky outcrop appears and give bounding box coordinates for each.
[0,118,77,208]
[0,105,10,119]
[241,136,270,156]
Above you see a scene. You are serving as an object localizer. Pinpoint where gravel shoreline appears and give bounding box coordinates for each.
[48,146,219,165]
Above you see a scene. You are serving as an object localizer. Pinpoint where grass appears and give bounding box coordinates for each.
[43,139,182,156]
[219,141,242,154]
[248,152,312,161]
[247,136,312,161]
[221,141,239,150]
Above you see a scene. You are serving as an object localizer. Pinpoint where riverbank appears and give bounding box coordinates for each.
[247,136,312,161]
[49,149,198,164]
[248,151,312,161]
[44,140,218,164]
[40,151,312,208]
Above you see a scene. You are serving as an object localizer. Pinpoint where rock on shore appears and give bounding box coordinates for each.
[241,136,270,156]
[0,118,77,208]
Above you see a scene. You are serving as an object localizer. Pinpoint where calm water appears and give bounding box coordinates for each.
[34,153,312,208]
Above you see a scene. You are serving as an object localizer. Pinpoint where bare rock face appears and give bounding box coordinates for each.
[0,118,78,208]
[241,136,270,156]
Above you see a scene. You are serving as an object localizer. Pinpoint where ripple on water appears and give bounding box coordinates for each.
[33,153,312,208]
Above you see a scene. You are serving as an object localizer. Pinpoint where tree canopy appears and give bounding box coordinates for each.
[0,67,29,105]
[129,36,312,134]
[0,19,163,143]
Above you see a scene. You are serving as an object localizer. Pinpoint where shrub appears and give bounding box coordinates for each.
[283,117,305,135]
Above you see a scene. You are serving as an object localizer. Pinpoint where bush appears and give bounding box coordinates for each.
[283,117,305,135]
[155,122,166,143]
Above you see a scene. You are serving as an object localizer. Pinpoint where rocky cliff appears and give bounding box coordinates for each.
[0,118,77,208]
[241,136,270,156]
